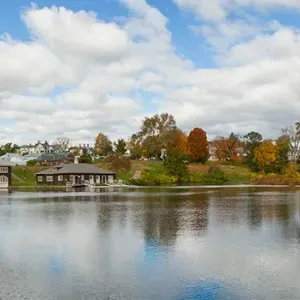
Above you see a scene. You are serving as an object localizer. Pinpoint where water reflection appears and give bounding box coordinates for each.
[0,188,300,299]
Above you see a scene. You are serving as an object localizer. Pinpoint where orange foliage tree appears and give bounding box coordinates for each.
[213,133,241,162]
[254,140,277,173]
[187,128,209,163]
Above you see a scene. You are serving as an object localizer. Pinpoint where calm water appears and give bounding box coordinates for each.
[0,187,300,299]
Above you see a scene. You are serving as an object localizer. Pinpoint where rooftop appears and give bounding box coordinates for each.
[0,159,13,166]
[35,163,116,175]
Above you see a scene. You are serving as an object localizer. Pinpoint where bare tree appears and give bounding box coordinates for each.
[54,137,72,152]
[282,122,300,164]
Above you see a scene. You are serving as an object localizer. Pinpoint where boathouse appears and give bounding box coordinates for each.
[0,159,12,189]
[35,163,117,186]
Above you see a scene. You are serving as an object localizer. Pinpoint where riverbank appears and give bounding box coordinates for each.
[11,161,300,187]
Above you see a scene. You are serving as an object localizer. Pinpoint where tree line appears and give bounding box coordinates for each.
[2,113,300,176]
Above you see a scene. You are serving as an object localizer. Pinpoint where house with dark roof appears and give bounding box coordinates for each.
[35,152,74,165]
[35,163,116,186]
[0,159,12,189]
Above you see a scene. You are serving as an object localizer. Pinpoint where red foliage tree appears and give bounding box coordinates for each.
[213,133,241,162]
[187,128,209,163]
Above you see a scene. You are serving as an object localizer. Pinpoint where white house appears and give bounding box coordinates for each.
[19,141,62,155]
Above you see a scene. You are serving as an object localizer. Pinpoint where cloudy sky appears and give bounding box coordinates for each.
[1,0,300,145]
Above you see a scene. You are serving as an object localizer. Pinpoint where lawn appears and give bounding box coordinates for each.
[12,166,48,185]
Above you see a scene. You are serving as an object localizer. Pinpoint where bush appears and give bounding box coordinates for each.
[104,154,131,171]
[26,159,37,166]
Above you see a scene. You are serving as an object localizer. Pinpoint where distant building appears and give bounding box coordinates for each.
[35,152,74,166]
[0,159,12,189]
[19,141,63,155]
[35,163,116,186]
[69,144,93,156]
[208,144,218,161]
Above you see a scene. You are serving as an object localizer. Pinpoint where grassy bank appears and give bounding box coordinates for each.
[11,161,298,187]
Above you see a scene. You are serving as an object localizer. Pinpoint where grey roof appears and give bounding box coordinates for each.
[35,163,116,175]
[36,152,72,162]
[0,159,13,166]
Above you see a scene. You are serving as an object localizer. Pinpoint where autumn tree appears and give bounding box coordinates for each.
[254,140,277,173]
[130,113,177,159]
[213,133,240,162]
[94,133,113,156]
[243,131,263,170]
[165,129,189,155]
[187,128,209,163]
[114,139,127,155]
[53,137,72,152]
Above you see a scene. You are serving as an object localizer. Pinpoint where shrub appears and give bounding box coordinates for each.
[104,154,131,171]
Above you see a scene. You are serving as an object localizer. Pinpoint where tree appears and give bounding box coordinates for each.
[114,139,127,155]
[243,131,263,170]
[187,128,209,163]
[132,113,177,159]
[282,122,300,164]
[254,140,277,173]
[213,133,240,162]
[53,137,72,152]
[164,148,189,183]
[94,133,113,156]
[275,135,290,172]
[104,154,131,171]
[127,134,142,159]
[0,143,19,155]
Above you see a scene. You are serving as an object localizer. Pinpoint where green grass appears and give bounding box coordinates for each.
[12,166,47,186]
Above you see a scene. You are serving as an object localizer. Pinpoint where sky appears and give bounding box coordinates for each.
[1,0,300,145]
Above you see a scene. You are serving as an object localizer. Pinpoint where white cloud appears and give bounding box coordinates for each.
[1,0,300,145]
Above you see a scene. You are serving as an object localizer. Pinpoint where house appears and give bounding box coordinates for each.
[35,152,74,165]
[35,163,116,186]
[19,141,63,155]
[0,159,12,189]
[69,144,93,156]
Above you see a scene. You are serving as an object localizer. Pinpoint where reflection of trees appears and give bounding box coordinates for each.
[139,194,182,248]
[137,190,210,248]
[183,192,209,236]
[247,198,262,231]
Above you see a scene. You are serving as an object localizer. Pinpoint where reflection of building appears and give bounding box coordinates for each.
[0,159,12,189]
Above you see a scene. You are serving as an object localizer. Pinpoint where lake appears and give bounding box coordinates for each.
[0,187,300,299]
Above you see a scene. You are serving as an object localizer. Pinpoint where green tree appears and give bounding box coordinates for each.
[94,133,113,156]
[164,148,189,183]
[114,139,127,155]
[132,113,177,159]
[243,131,263,170]
[0,143,19,155]
[275,135,290,173]
[282,122,300,164]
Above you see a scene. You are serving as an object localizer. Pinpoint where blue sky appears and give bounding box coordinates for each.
[1,0,300,144]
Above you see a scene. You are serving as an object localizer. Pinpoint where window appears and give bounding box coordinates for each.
[38,176,43,182]
[0,176,8,183]
[58,175,63,182]
[0,167,8,173]
[70,175,75,181]
[46,176,53,182]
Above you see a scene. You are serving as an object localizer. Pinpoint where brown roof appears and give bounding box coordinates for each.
[35,163,116,175]
[0,159,13,166]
